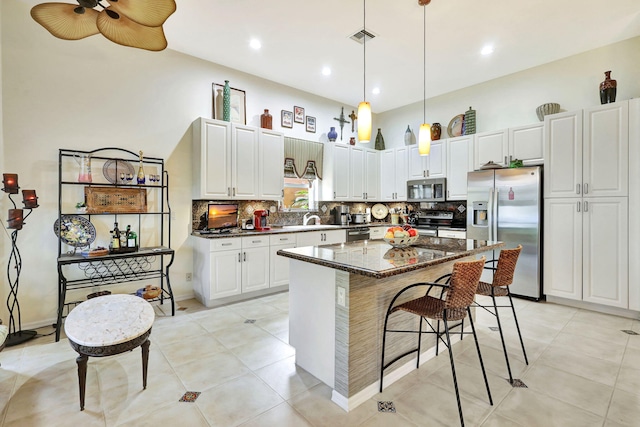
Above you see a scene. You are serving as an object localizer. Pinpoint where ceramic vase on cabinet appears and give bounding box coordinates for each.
[430,123,441,141]
[463,107,476,135]
[375,128,385,150]
[599,71,617,104]
[223,80,231,122]
[404,125,415,145]
[328,127,338,142]
[260,109,272,129]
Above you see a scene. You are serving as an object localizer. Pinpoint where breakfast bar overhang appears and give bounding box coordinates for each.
[277,236,504,411]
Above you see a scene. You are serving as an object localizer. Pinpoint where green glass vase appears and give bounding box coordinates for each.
[223,80,231,122]
[375,128,385,150]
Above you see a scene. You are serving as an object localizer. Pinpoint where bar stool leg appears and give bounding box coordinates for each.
[379,310,392,392]
[468,307,493,405]
[443,318,465,427]
[508,290,529,365]
[492,293,514,384]
[435,320,441,356]
[76,353,88,411]
[416,317,424,368]
[141,339,150,389]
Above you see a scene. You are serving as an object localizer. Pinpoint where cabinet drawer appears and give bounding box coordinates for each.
[210,238,241,252]
[270,234,296,245]
[241,235,270,248]
[438,229,466,239]
[369,227,387,240]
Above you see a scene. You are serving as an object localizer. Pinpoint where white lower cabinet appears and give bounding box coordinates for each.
[270,234,296,288]
[544,197,628,308]
[241,236,270,293]
[193,237,242,304]
[296,230,346,247]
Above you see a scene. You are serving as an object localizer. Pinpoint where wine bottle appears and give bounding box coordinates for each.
[128,231,137,249]
[111,222,121,250]
[137,150,145,185]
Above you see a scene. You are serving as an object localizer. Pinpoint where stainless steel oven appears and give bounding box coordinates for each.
[346,227,370,242]
[407,178,446,202]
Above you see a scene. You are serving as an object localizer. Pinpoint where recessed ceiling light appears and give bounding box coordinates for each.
[250,39,261,50]
[322,67,331,76]
[481,45,494,56]
[372,87,380,95]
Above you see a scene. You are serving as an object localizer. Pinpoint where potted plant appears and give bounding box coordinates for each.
[75,202,87,214]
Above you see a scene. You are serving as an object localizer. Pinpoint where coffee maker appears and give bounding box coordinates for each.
[253,209,270,231]
[334,205,351,225]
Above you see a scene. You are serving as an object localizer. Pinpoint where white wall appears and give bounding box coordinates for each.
[0,0,356,327]
[377,36,640,148]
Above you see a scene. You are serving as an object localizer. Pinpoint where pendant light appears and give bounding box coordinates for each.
[418,2,431,156]
[357,0,372,143]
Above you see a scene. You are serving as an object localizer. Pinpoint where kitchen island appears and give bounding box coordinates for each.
[277,236,503,411]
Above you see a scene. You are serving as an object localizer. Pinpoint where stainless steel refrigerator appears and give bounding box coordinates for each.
[467,166,542,299]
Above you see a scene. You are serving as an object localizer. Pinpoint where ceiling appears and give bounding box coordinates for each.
[30,0,640,113]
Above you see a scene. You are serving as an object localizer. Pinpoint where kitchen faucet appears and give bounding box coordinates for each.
[303,212,321,226]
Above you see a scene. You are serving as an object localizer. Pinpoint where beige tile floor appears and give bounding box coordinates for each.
[1,292,639,426]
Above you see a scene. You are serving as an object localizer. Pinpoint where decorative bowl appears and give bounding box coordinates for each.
[383,235,419,248]
[536,103,560,121]
[383,247,419,266]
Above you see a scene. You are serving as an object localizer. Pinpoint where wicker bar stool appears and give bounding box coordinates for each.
[474,245,528,385]
[380,257,491,427]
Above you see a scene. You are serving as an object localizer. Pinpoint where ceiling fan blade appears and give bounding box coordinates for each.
[31,3,100,40]
[97,11,168,51]
[107,0,176,27]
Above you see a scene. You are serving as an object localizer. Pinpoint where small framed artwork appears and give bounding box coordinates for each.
[306,116,316,133]
[294,106,305,124]
[281,110,293,128]
[212,82,247,124]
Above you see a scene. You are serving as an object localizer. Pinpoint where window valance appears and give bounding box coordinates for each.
[283,137,324,180]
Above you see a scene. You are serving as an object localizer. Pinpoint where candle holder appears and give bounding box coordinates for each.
[2,174,39,346]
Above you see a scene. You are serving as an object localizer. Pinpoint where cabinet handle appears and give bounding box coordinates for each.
[334,191,336,199]
[228,187,231,196]
[233,187,236,196]
[584,183,588,194]
[505,156,508,165]
[577,201,581,212]
[426,170,430,177]
[222,242,232,246]
[584,201,588,212]
[576,184,581,195]
[423,171,426,178]
[279,237,288,241]
[447,190,450,199]
[509,155,513,163]
[243,252,246,261]
[238,253,241,262]
[252,240,261,244]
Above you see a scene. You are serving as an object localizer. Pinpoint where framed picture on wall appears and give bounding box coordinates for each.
[212,82,247,124]
[281,110,293,128]
[294,106,305,123]
[306,116,316,133]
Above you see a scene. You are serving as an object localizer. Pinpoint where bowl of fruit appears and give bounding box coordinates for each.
[383,225,419,248]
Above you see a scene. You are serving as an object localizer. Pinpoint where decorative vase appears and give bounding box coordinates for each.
[375,128,385,150]
[223,80,231,122]
[463,107,476,135]
[599,71,617,104]
[328,127,338,142]
[260,109,272,129]
[404,125,415,145]
[430,123,441,141]
[349,137,356,145]
[137,151,145,185]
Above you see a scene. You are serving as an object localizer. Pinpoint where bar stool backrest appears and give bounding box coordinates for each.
[445,257,486,310]
[491,245,522,288]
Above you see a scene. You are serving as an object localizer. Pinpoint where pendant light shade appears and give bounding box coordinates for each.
[358,101,372,143]
[418,123,431,155]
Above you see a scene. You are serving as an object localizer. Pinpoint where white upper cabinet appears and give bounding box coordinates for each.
[509,123,544,166]
[473,129,509,169]
[350,146,365,200]
[192,118,283,200]
[323,143,379,201]
[364,148,380,200]
[407,140,446,179]
[446,135,473,201]
[545,102,628,199]
[380,147,408,201]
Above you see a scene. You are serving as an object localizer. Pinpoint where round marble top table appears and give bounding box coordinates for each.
[65,294,155,411]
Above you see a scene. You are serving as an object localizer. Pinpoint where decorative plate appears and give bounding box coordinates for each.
[447,114,465,138]
[53,215,96,248]
[371,203,389,220]
[103,159,135,184]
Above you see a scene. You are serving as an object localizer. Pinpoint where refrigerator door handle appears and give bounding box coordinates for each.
[488,188,494,241]
[493,188,499,241]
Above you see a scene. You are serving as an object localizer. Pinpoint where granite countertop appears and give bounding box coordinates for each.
[191,222,396,239]
[277,236,503,279]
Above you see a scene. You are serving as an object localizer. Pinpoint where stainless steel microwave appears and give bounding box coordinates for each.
[407,178,446,202]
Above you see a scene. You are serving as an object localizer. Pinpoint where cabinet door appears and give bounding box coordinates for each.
[193,118,232,199]
[296,231,322,247]
[474,129,508,169]
[333,144,350,201]
[395,147,408,200]
[323,230,346,245]
[407,145,427,179]
[583,102,628,198]
[544,111,583,199]
[242,246,270,292]
[582,197,628,308]
[364,148,380,200]
[380,149,396,200]
[350,146,365,200]
[369,226,387,240]
[427,140,447,178]
[629,98,640,311]
[210,250,242,298]
[259,129,284,200]
[270,243,296,287]
[509,123,544,165]
[232,124,259,199]
[446,136,473,201]
[543,199,582,300]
